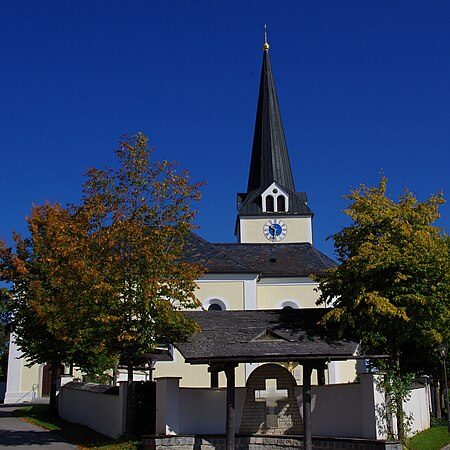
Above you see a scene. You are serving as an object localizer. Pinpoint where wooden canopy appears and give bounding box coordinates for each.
[174,309,382,450]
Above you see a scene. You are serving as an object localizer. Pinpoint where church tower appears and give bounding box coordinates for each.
[235,33,313,244]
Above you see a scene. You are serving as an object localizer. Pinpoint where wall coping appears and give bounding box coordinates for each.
[62,381,119,395]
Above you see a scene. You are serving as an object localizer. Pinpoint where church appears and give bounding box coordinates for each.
[4,34,355,403]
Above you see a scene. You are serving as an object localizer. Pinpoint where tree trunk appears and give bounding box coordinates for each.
[393,355,405,442]
[125,360,134,435]
[395,396,404,441]
[49,359,61,415]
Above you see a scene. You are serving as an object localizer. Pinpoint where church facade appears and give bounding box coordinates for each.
[5,37,355,403]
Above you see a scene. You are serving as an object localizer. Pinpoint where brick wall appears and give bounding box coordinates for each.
[239,363,303,435]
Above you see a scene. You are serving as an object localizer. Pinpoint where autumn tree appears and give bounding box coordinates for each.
[1,133,205,423]
[0,222,116,412]
[64,132,205,372]
[316,176,450,441]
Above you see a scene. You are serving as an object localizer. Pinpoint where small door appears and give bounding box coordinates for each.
[41,363,63,397]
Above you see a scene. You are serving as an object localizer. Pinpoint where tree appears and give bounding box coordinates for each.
[0,133,205,423]
[316,176,450,441]
[50,132,205,370]
[0,229,115,412]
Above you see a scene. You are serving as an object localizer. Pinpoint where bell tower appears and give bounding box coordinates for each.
[235,31,313,244]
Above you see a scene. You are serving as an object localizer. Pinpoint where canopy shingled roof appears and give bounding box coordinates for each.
[175,309,361,365]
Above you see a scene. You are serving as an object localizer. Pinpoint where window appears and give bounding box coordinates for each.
[208,303,223,311]
[280,301,298,309]
[266,195,274,212]
[261,184,289,213]
[205,298,227,311]
[277,196,286,212]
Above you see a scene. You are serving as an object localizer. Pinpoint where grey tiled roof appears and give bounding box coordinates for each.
[185,232,336,277]
[176,309,360,364]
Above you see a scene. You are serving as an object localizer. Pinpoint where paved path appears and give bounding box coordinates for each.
[0,405,77,449]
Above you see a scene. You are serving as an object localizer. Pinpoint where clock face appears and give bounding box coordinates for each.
[263,219,287,242]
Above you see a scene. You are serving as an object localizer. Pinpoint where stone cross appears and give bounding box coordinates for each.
[255,378,288,427]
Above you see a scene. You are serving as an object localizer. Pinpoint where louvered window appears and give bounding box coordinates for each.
[277,196,286,212]
[266,195,274,212]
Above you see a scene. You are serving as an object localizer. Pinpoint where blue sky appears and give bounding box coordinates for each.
[1,1,449,257]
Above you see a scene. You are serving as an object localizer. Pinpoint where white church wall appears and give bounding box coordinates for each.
[4,335,39,403]
[21,364,40,395]
[328,360,359,384]
[196,279,245,310]
[257,278,319,309]
[153,350,247,388]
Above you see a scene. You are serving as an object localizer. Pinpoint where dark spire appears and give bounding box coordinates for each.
[246,33,295,192]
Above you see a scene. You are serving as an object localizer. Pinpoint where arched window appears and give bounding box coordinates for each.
[205,298,227,311]
[280,301,299,309]
[277,196,286,212]
[208,303,223,311]
[266,195,274,212]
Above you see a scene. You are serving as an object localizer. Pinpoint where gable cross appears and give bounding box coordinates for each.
[255,378,288,427]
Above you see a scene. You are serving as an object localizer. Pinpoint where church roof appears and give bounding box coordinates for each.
[185,232,336,277]
[175,309,361,365]
[247,43,295,193]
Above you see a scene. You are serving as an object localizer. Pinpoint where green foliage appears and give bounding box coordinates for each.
[83,372,114,385]
[315,176,450,440]
[430,416,448,428]
[316,176,450,371]
[375,370,414,442]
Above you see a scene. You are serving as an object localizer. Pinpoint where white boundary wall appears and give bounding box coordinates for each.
[156,374,430,439]
[58,374,430,440]
[59,379,126,438]
[405,385,432,436]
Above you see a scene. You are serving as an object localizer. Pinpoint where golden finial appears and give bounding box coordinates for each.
[263,24,270,51]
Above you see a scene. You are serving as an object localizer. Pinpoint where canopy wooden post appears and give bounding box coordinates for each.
[303,362,313,450]
[225,363,236,450]
[317,364,326,386]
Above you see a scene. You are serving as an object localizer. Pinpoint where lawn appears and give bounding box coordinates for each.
[408,425,450,450]
[12,405,141,449]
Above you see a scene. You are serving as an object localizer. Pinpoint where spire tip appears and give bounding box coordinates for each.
[263,24,270,51]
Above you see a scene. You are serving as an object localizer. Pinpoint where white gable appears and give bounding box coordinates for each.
[261,182,289,213]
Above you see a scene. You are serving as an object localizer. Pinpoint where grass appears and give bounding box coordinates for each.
[408,425,450,450]
[12,405,141,449]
